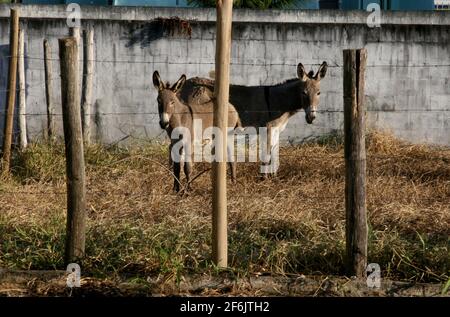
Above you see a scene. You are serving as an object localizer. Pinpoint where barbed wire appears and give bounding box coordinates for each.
[0,189,447,203]
[3,54,450,68]
[0,109,449,116]
[0,79,60,93]
[0,141,448,159]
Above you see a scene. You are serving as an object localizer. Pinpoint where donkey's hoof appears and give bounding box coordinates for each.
[179,187,191,198]
[181,191,190,198]
[259,173,277,180]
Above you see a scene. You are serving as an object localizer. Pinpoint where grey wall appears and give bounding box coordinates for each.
[0,5,449,145]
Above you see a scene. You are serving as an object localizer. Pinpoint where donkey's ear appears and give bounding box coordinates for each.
[297,63,308,81]
[171,74,186,93]
[315,62,328,80]
[153,71,164,91]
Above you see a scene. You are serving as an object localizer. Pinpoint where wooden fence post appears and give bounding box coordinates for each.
[69,27,81,98]
[343,48,368,278]
[212,0,232,268]
[44,39,55,140]
[69,27,81,48]
[18,28,27,150]
[59,37,86,264]
[1,9,19,174]
[82,28,94,145]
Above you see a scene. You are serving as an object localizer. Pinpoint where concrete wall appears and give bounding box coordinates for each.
[0,5,449,145]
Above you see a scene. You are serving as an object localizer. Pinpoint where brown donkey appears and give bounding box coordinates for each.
[153,71,241,192]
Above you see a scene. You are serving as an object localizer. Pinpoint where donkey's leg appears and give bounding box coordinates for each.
[172,141,183,193]
[178,147,186,193]
[271,119,286,177]
[270,138,280,177]
[229,161,237,183]
[264,116,286,178]
[264,125,280,178]
[180,140,194,192]
[262,125,273,179]
[184,158,192,192]
[173,161,181,193]
[168,141,174,168]
[227,143,237,183]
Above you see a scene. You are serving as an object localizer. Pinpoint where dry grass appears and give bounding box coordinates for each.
[0,131,449,285]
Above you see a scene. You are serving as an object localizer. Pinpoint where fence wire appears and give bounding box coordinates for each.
[0,189,447,203]
[0,110,450,115]
[3,54,450,68]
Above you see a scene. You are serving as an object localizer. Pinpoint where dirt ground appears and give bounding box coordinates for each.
[0,269,448,297]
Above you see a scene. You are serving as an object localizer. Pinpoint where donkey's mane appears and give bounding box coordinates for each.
[228,78,299,89]
[268,78,298,88]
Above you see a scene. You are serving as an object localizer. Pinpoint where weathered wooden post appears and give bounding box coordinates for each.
[343,48,368,278]
[82,28,94,145]
[69,27,82,108]
[18,28,27,150]
[1,9,20,174]
[69,27,81,48]
[212,0,232,268]
[59,37,86,264]
[44,39,55,140]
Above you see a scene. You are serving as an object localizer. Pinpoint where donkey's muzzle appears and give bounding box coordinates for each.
[306,113,316,124]
[159,120,169,129]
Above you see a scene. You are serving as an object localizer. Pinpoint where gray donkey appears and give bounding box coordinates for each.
[153,71,241,192]
[180,62,328,173]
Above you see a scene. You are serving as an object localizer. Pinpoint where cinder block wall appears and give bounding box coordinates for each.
[0,5,449,145]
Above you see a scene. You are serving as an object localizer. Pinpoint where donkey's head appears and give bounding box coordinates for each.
[153,71,186,130]
[297,61,328,124]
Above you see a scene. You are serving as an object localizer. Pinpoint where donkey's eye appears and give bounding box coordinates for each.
[317,92,321,96]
